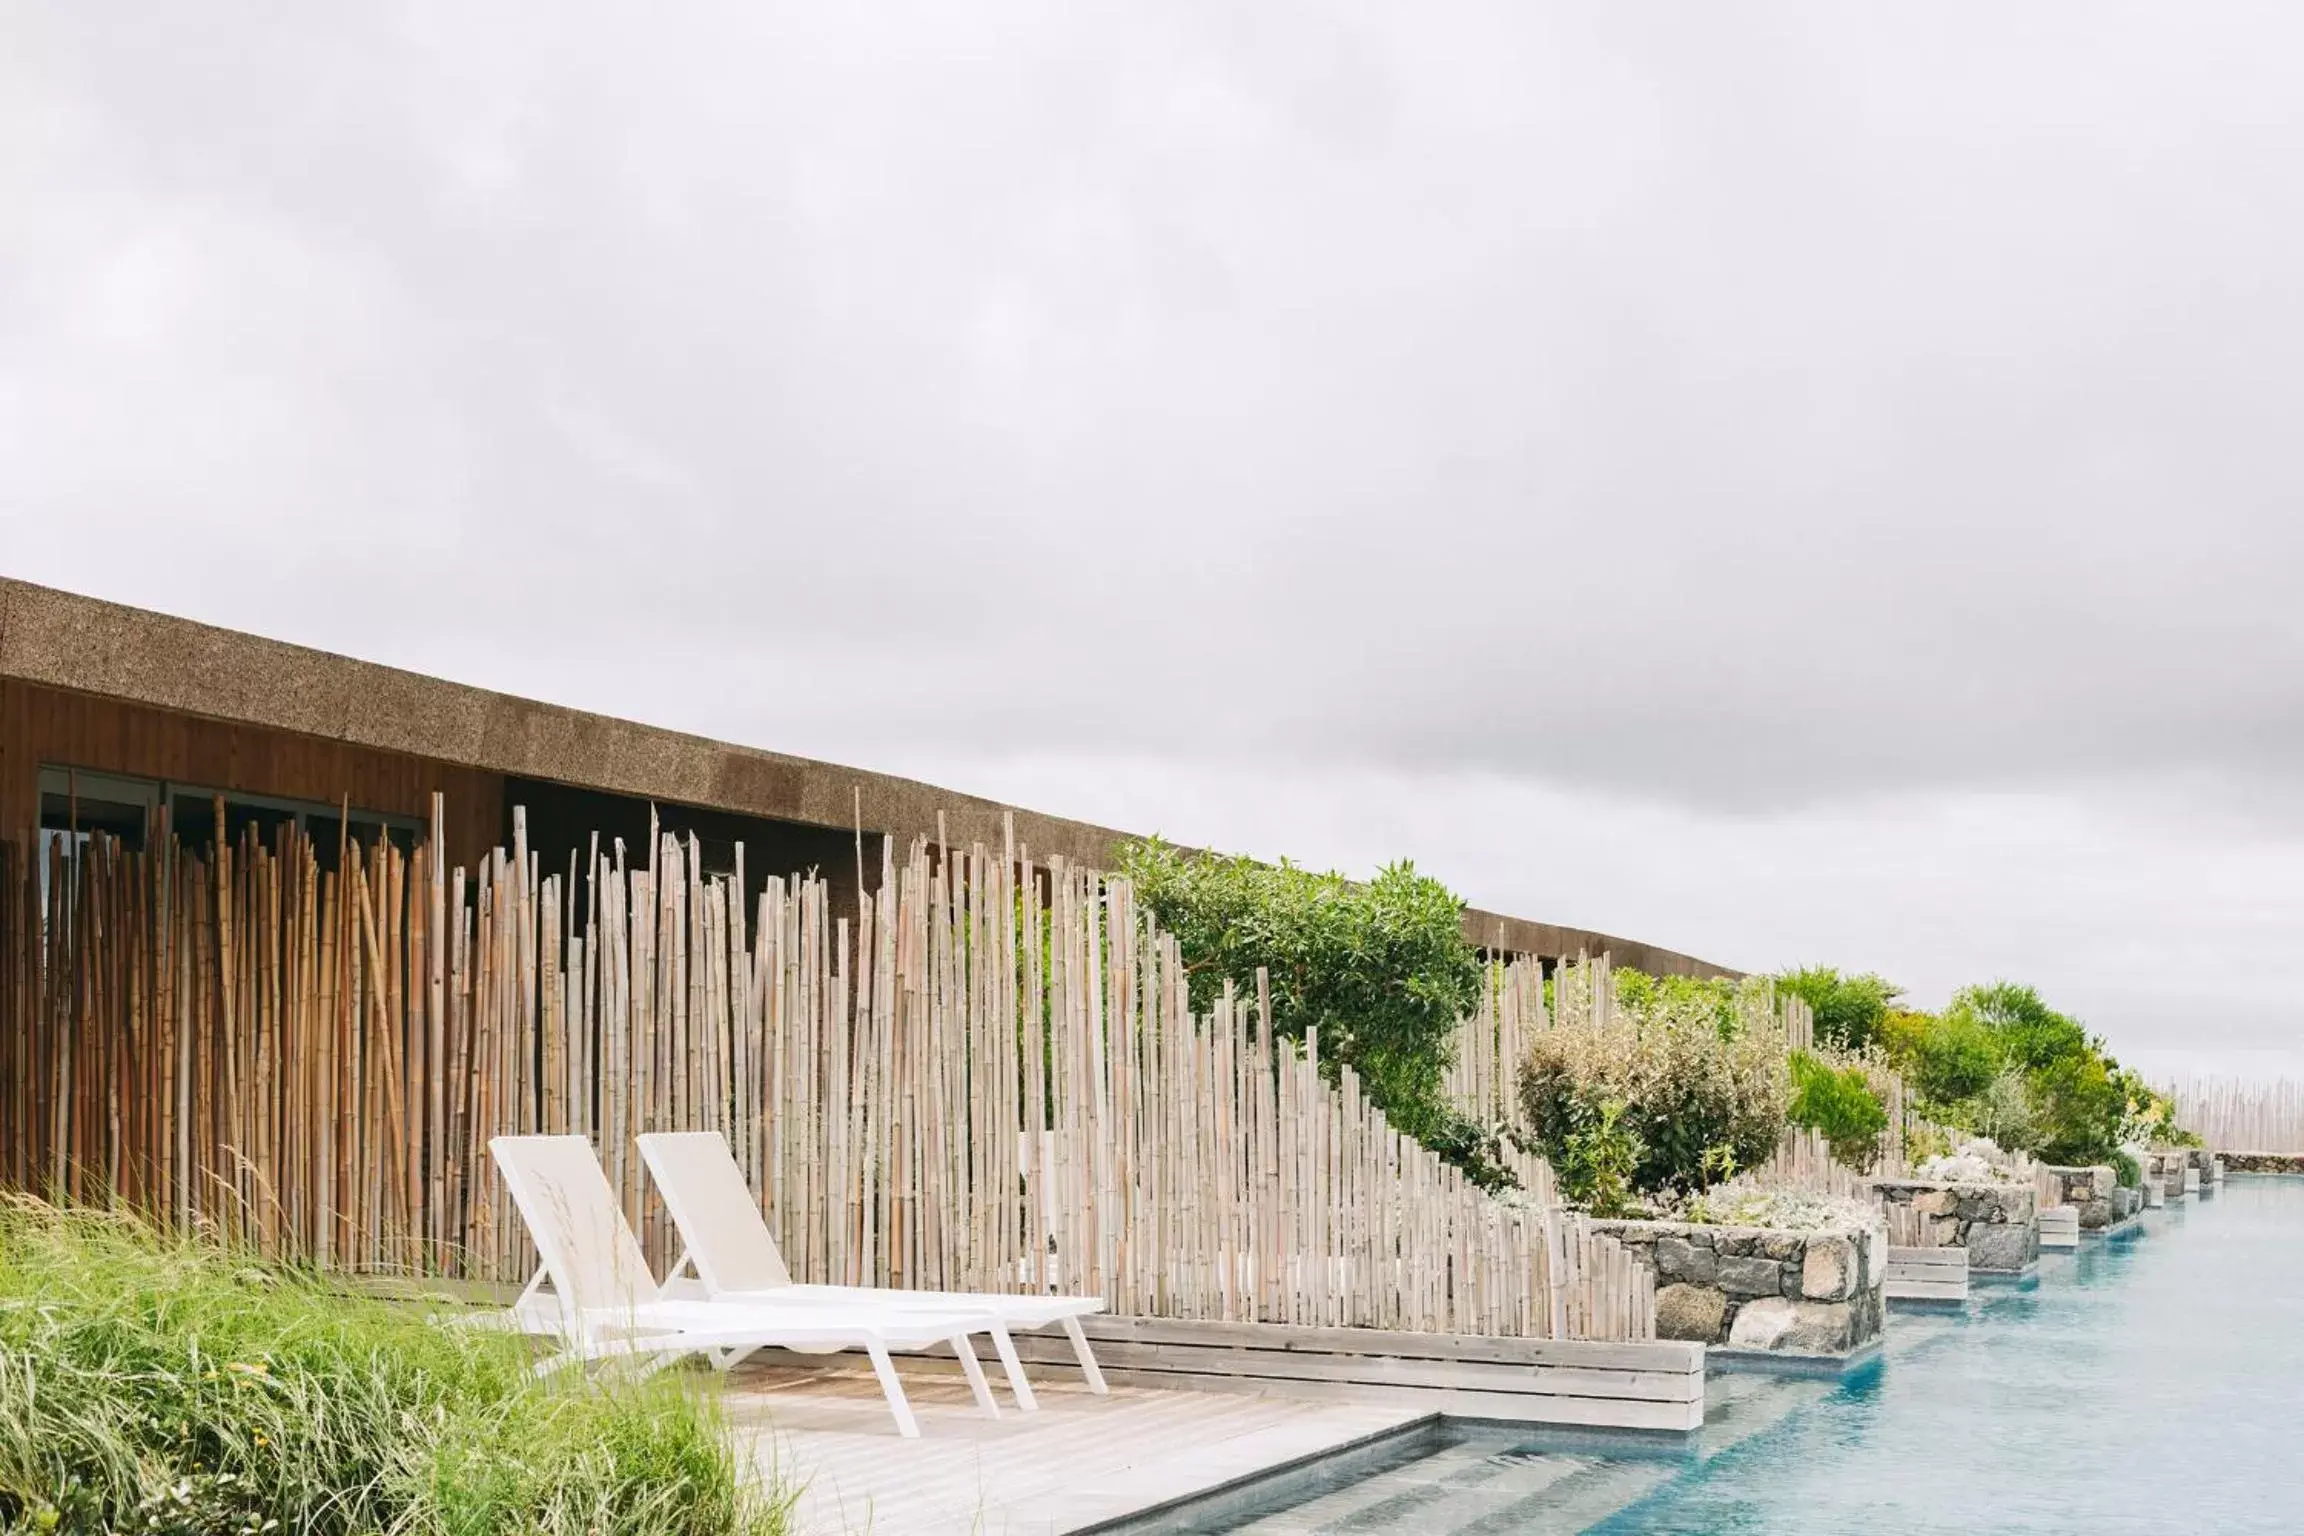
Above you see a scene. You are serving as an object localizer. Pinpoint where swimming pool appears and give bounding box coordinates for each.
[1214,1176,2304,1533]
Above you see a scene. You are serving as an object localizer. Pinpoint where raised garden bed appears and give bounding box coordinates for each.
[1870,1179,2038,1274]
[2044,1165,2117,1230]
[1586,1216,1886,1361]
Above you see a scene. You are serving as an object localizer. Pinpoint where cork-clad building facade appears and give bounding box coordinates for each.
[0,575,1735,978]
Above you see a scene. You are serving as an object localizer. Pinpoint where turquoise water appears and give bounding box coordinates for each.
[1221,1176,2304,1534]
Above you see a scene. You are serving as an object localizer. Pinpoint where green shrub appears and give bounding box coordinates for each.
[1612,970,1741,1037]
[2028,1051,2124,1165]
[1952,982,2089,1073]
[1558,1099,1644,1217]
[1787,1050,1889,1170]
[1773,967,1902,1052]
[2112,1068,2200,1148]
[2112,1149,2143,1189]
[1893,1010,2002,1106]
[1518,991,1789,1199]
[0,1199,787,1536]
[1116,838,1482,1157]
[1883,983,2127,1166]
[1966,1066,2042,1152]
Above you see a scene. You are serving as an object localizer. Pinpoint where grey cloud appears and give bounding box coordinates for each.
[6,3,2304,815]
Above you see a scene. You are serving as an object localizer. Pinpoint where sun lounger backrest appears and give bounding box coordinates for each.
[636,1131,794,1293]
[491,1134,661,1320]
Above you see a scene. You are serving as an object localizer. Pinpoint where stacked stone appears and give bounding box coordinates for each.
[1869,1180,2039,1273]
[2186,1148,2217,1192]
[2222,1152,2304,1174]
[2045,1165,2116,1229]
[1587,1219,1887,1357]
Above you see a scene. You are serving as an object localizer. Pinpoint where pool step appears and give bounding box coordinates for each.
[1883,1245,1970,1302]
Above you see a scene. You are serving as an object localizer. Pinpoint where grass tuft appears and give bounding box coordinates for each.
[0,1196,789,1536]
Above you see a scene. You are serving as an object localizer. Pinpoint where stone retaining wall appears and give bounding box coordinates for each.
[2145,1150,2191,1198]
[2221,1152,2304,1174]
[2110,1184,2143,1221]
[1869,1179,2039,1272]
[2045,1165,2116,1229]
[1586,1219,1886,1358]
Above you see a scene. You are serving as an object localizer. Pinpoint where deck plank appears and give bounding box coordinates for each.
[723,1359,1427,1535]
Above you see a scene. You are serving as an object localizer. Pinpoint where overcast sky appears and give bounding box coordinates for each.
[5,3,2301,1075]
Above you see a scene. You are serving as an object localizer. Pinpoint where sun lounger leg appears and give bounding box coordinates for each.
[866,1341,921,1438]
[952,1333,1000,1420]
[989,1325,1038,1412]
[1061,1316,1107,1395]
[710,1345,763,1373]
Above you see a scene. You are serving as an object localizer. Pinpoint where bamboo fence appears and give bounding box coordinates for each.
[0,803,1650,1340]
[2166,1076,2304,1155]
[1749,1127,1875,1200]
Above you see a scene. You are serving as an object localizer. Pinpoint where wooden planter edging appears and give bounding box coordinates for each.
[1003,1315,1706,1433]
[1884,1246,1969,1303]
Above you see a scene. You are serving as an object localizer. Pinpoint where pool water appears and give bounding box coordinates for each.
[1217,1176,2304,1534]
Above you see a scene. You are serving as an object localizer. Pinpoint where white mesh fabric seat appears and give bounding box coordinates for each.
[489,1134,1007,1437]
[636,1130,1109,1409]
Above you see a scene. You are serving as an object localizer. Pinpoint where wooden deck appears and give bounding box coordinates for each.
[1004,1316,1706,1432]
[722,1358,1426,1535]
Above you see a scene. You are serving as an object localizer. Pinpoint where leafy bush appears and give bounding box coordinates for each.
[1558,1099,1644,1217]
[1678,1188,1876,1234]
[1787,1050,1889,1170]
[0,1199,787,1536]
[1966,1066,2041,1151]
[1880,982,2127,1166]
[1881,1008,2001,1106]
[1904,1121,1953,1165]
[1612,970,1741,1036]
[2112,1149,2143,1189]
[1952,982,2089,1072]
[1116,838,1483,1158]
[2113,1068,2201,1148]
[2027,1051,2124,1166]
[1518,990,1789,1199]
[1774,967,1902,1052]
[1913,1135,2022,1183]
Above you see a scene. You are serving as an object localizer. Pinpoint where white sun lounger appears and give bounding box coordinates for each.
[489,1134,1006,1437]
[636,1130,1110,1409]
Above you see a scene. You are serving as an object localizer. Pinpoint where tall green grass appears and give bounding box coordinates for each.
[0,1198,790,1536]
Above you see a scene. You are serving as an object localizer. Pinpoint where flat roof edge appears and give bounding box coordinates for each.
[0,575,1740,976]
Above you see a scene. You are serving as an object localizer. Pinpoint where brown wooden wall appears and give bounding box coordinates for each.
[0,679,502,868]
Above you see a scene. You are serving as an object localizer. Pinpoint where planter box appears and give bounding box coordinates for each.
[2044,1165,2117,1229]
[1585,1219,1885,1361]
[1870,1180,2039,1274]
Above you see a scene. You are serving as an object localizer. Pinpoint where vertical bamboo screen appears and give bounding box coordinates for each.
[1440,956,1914,1191]
[0,802,1653,1341]
[2168,1076,2304,1155]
